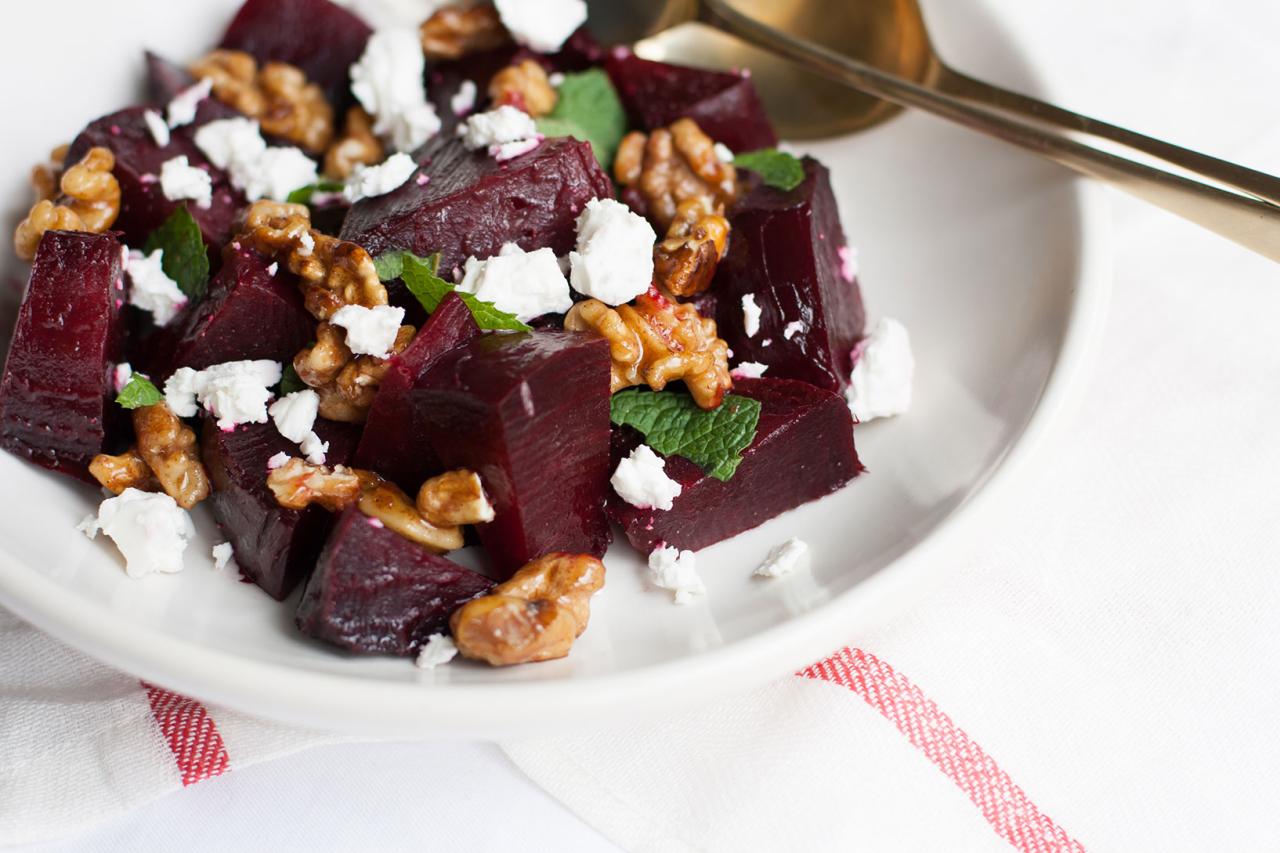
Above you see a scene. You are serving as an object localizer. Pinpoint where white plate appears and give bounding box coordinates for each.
[0,0,1109,736]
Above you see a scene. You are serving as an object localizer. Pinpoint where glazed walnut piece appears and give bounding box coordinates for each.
[489,59,558,118]
[133,404,211,510]
[417,469,495,527]
[420,3,510,61]
[565,287,733,410]
[450,553,606,667]
[356,471,464,553]
[615,118,738,232]
[30,144,70,203]
[14,147,121,262]
[297,322,415,423]
[89,449,161,496]
[324,107,383,180]
[653,197,732,297]
[190,50,335,153]
[268,458,362,512]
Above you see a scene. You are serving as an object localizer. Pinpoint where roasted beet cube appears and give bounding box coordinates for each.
[296,506,493,655]
[219,0,373,110]
[712,158,866,393]
[353,293,479,491]
[605,52,777,153]
[414,331,612,577]
[203,419,360,600]
[66,107,244,252]
[143,245,314,378]
[144,52,240,125]
[0,231,128,482]
[608,378,861,553]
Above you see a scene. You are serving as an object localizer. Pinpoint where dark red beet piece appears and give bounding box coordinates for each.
[605,51,777,153]
[414,331,612,578]
[219,0,372,110]
[142,245,315,379]
[143,52,240,125]
[66,107,244,253]
[353,292,479,491]
[296,506,493,655]
[203,419,360,600]
[0,231,128,482]
[608,378,861,553]
[712,158,866,394]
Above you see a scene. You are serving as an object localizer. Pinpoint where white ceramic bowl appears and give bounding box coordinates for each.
[0,0,1109,736]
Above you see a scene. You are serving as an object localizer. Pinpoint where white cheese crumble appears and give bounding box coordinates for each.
[490,136,544,162]
[212,542,236,572]
[415,633,459,670]
[113,363,134,393]
[569,198,656,306]
[647,545,705,605]
[269,389,320,443]
[783,320,807,341]
[714,142,735,164]
[493,0,586,53]
[298,231,316,256]
[143,109,171,147]
[267,451,292,470]
[611,444,682,511]
[457,105,540,152]
[742,294,762,338]
[194,117,266,170]
[451,79,478,116]
[126,249,188,326]
[344,151,418,202]
[81,489,195,578]
[731,361,768,379]
[457,243,572,321]
[330,304,406,358]
[838,245,859,283]
[165,360,283,431]
[753,538,808,579]
[845,318,914,423]
[267,262,279,276]
[300,432,329,465]
[159,156,213,208]
[194,118,318,201]
[166,77,213,129]
[350,29,443,152]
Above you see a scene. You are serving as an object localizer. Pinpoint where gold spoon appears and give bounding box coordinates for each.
[588,0,1280,262]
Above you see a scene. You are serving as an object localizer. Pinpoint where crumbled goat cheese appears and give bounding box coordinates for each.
[331,0,455,29]
[194,118,318,201]
[86,489,195,578]
[490,136,544,162]
[714,142,735,164]
[165,360,283,430]
[267,262,279,276]
[344,152,418,202]
[330,304,406,358]
[212,542,236,572]
[166,78,213,128]
[127,249,188,326]
[753,538,809,579]
[569,198,656,305]
[270,389,320,443]
[113,363,134,393]
[300,432,330,465]
[159,156,213,207]
[742,294,762,338]
[493,0,587,53]
[548,72,566,87]
[143,110,171,147]
[451,79,478,116]
[298,231,316,256]
[647,546,705,605]
[731,361,768,379]
[838,245,859,283]
[194,117,266,170]
[845,318,914,423]
[350,29,443,152]
[457,243,572,321]
[611,444,682,511]
[457,105,539,150]
[783,320,807,341]
[415,633,459,670]
[267,451,292,470]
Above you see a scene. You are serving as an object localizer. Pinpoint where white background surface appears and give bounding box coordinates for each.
[13,0,1280,849]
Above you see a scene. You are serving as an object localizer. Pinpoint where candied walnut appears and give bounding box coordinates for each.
[653,197,731,297]
[324,107,383,180]
[420,4,509,61]
[267,457,362,511]
[614,119,738,231]
[134,404,211,510]
[14,147,120,261]
[31,144,70,203]
[294,322,352,388]
[565,287,732,410]
[190,50,334,153]
[296,323,414,423]
[90,449,160,496]
[416,469,495,527]
[488,60,558,118]
[356,472,464,554]
[450,553,606,666]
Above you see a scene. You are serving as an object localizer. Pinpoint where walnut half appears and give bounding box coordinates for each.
[420,4,510,61]
[614,118,738,232]
[14,147,121,262]
[89,402,211,510]
[653,197,731,297]
[488,60,558,118]
[190,50,334,153]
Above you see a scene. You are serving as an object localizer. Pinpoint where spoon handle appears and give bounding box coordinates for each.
[701,0,1280,263]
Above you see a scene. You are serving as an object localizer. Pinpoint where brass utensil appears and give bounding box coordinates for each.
[589,0,1280,262]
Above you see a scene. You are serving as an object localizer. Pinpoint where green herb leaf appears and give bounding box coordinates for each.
[373,249,441,283]
[734,149,806,191]
[286,180,345,205]
[278,364,307,396]
[116,375,165,410]
[610,389,762,481]
[381,250,532,332]
[143,206,210,301]
[536,68,627,169]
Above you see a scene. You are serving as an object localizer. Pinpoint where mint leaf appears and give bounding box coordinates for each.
[385,250,532,332]
[278,364,307,395]
[610,389,762,481]
[116,375,165,410]
[287,180,345,205]
[143,206,209,301]
[536,69,627,169]
[734,149,806,191]
[373,249,440,283]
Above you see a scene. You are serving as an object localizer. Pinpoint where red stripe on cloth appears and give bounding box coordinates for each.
[798,648,1085,853]
[141,682,230,786]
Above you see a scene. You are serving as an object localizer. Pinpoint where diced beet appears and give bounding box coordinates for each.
[609,378,861,553]
[203,419,360,600]
[0,231,128,482]
[414,331,612,578]
[296,506,493,655]
[142,245,315,378]
[66,107,244,253]
[353,292,479,491]
[712,158,866,393]
[219,0,372,110]
[605,52,777,153]
[145,51,194,104]
[339,137,612,308]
